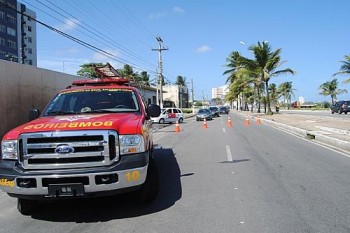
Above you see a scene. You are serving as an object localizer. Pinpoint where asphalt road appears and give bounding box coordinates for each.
[0,113,350,233]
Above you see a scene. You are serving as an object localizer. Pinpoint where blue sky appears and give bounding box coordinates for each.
[22,0,350,102]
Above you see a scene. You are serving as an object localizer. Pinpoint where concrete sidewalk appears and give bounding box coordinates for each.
[236,110,350,153]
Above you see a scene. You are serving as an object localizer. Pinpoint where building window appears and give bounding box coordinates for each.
[28,59,32,65]
[6,40,16,49]
[27,48,32,54]
[27,26,32,32]
[6,15,16,24]
[0,11,4,20]
[27,37,32,43]
[0,24,5,33]
[7,27,16,36]
[0,51,5,59]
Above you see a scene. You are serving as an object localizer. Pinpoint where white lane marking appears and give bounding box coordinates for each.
[231,172,235,174]
[223,128,226,133]
[226,145,233,162]
[234,187,238,190]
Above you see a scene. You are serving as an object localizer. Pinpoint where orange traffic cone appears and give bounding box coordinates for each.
[244,116,250,126]
[256,115,261,125]
[202,118,208,128]
[227,117,232,128]
[174,121,180,132]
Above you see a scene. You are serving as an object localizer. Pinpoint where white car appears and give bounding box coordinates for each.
[151,108,184,124]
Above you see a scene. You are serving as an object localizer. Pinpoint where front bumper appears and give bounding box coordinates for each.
[0,152,149,199]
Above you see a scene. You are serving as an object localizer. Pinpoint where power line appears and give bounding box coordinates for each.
[31,0,158,70]
[83,0,157,65]
[3,1,157,75]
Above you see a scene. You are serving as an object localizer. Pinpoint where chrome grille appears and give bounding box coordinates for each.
[19,130,119,170]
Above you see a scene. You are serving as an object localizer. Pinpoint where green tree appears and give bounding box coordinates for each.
[139,71,150,86]
[175,75,187,86]
[319,78,347,105]
[118,64,135,79]
[333,55,350,82]
[278,81,296,110]
[269,83,279,112]
[241,41,295,114]
[77,63,104,78]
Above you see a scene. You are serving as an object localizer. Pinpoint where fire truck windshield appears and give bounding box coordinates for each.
[42,89,140,116]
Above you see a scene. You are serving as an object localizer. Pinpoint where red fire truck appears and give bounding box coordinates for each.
[0,64,161,215]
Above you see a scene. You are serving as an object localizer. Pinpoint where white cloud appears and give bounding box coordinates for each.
[56,18,80,31]
[196,45,212,53]
[173,6,185,14]
[91,50,122,68]
[148,11,167,20]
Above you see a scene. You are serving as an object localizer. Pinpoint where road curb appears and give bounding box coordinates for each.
[236,111,350,152]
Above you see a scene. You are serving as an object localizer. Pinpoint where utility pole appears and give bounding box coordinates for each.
[152,36,168,108]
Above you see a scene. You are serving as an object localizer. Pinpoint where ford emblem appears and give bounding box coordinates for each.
[55,144,74,154]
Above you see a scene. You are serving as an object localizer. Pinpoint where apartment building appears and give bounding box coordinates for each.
[212,84,229,99]
[0,0,37,65]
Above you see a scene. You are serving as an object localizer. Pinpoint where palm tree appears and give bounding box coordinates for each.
[175,76,187,86]
[241,41,295,114]
[228,68,254,111]
[319,78,347,105]
[224,51,243,110]
[333,55,350,83]
[269,83,279,112]
[278,81,296,109]
[139,71,150,86]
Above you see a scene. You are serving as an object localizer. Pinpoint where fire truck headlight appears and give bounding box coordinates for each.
[119,135,145,155]
[1,140,18,160]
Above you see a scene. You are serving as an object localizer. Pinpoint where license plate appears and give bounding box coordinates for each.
[48,183,85,197]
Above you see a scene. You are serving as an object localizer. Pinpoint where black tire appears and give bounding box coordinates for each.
[338,110,342,114]
[134,157,159,203]
[159,118,165,124]
[331,111,334,114]
[17,198,37,215]
[345,112,348,114]
[178,117,184,123]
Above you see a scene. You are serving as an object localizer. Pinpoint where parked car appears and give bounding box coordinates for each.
[331,100,350,114]
[151,107,184,124]
[219,106,230,114]
[196,108,213,121]
[209,106,220,117]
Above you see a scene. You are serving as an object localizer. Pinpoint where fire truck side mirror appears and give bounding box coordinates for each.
[29,109,41,121]
[147,104,161,118]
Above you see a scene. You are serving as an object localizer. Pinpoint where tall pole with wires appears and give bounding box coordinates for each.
[152,36,168,108]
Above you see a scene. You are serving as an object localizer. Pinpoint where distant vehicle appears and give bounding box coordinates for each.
[219,106,230,114]
[209,106,220,117]
[196,108,213,121]
[151,107,184,124]
[331,100,350,114]
[292,101,316,109]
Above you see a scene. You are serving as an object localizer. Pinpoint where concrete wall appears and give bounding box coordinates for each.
[0,59,80,138]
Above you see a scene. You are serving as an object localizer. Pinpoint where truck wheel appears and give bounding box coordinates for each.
[134,156,159,203]
[17,198,37,215]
